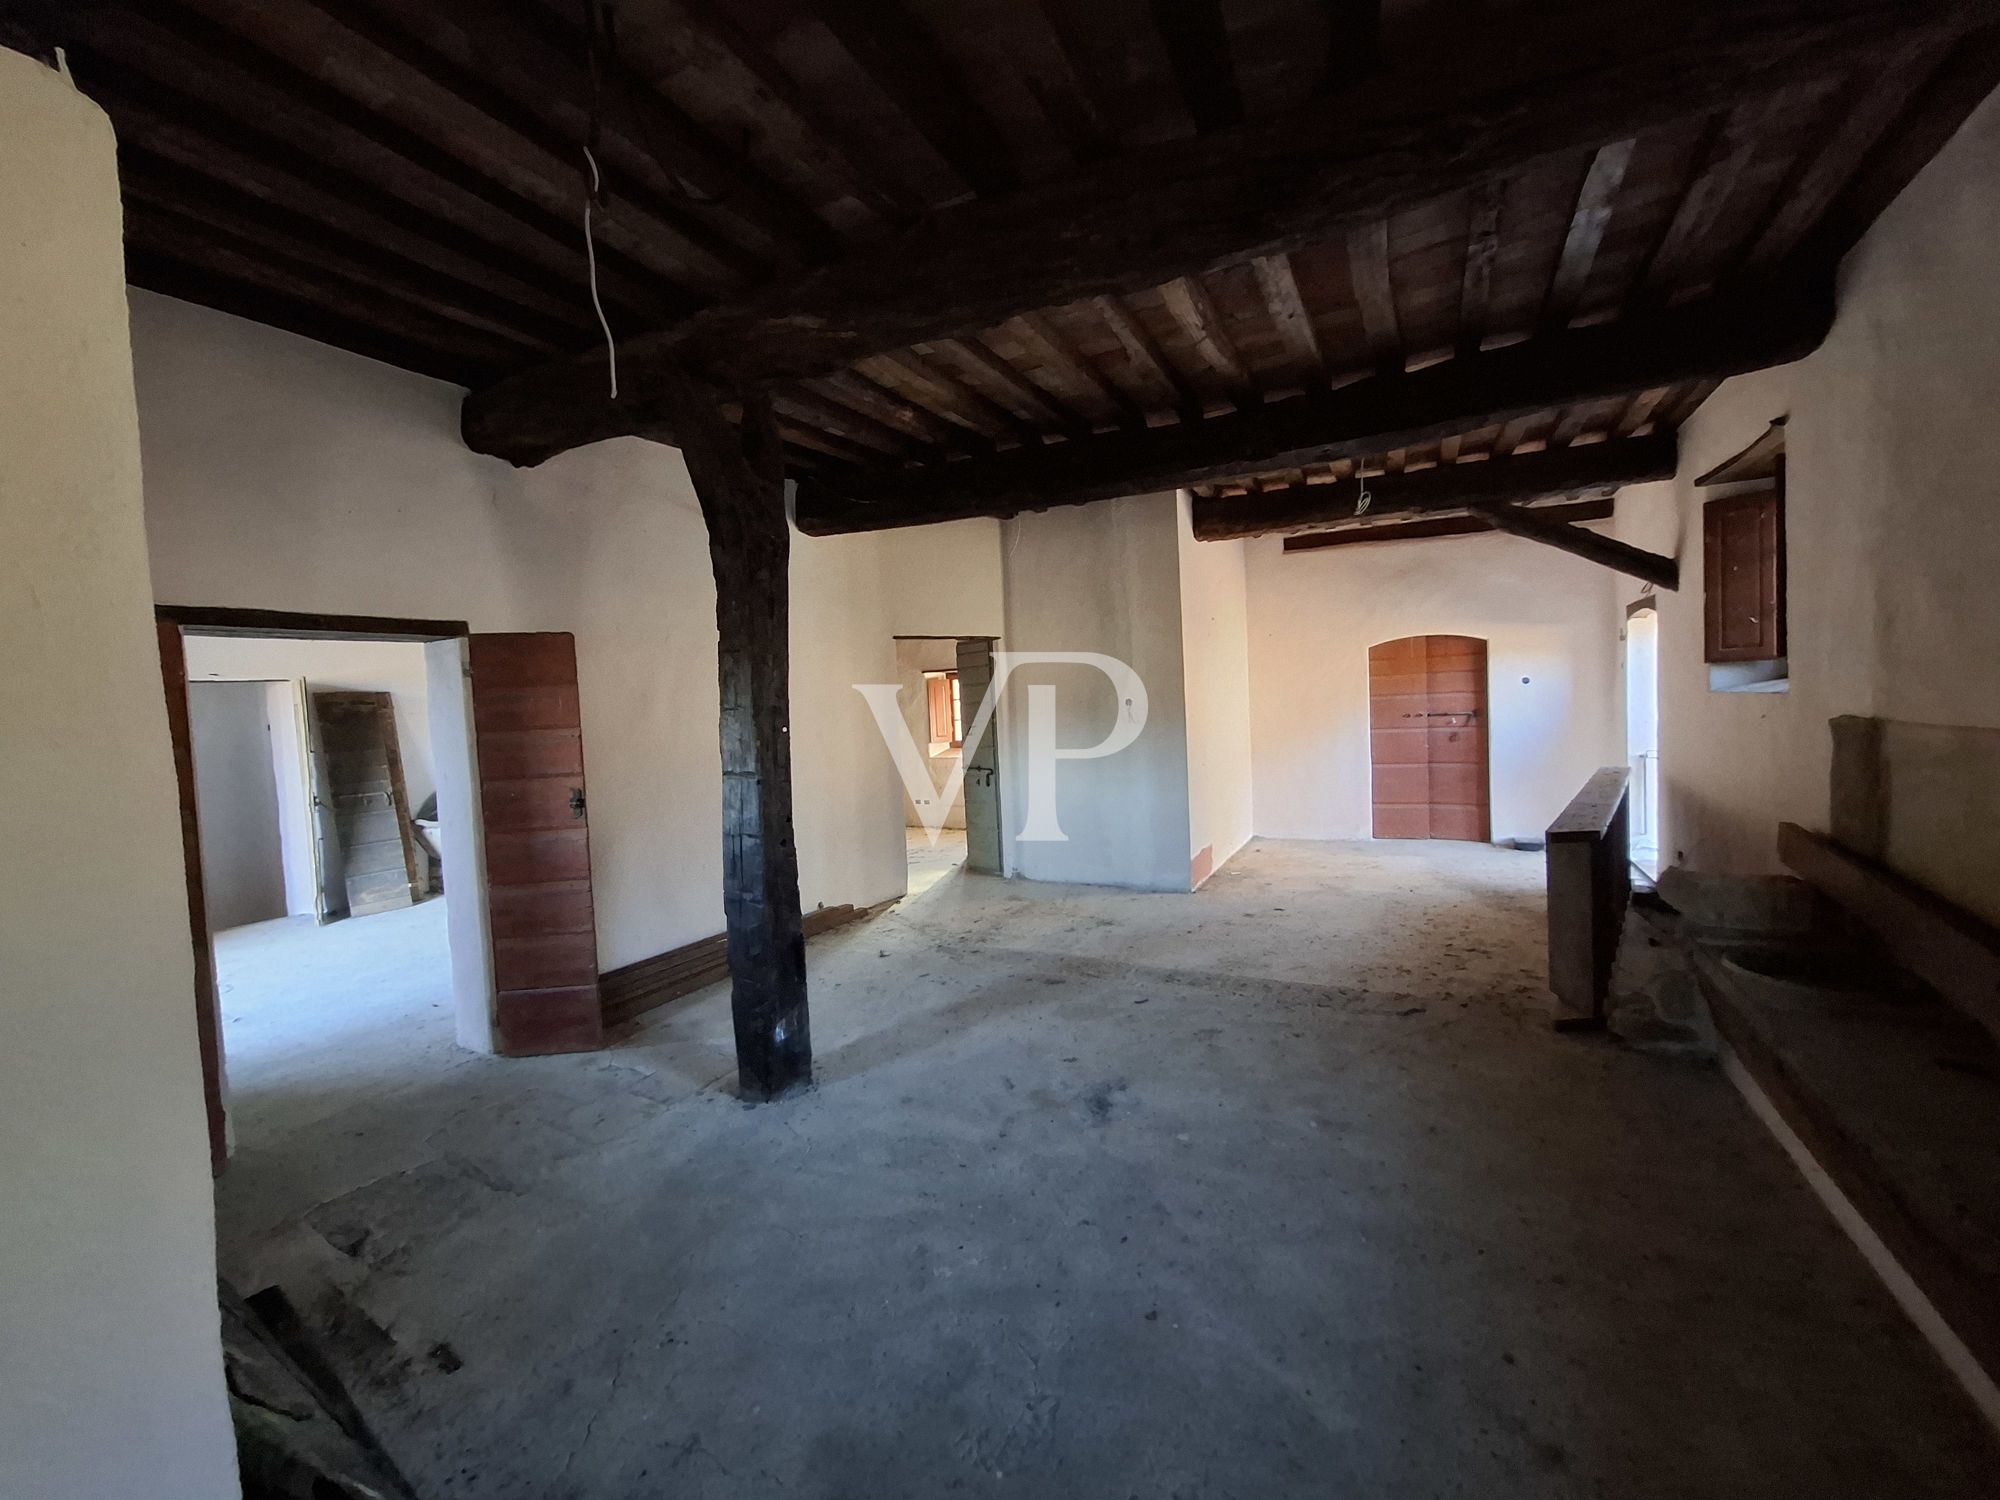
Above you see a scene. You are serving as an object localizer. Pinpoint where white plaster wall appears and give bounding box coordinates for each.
[1176,495,1254,880]
[131,290,905,971]
[188,680,288,930]
[0,51,239,1500]
[999,495,1194,889]
[876,518,1007,637]
[184,635,436,811]
[1245,528,1621,844]
[1612,85,2000,885]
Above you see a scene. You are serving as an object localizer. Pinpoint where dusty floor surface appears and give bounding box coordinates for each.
[213,842,1999,1498]
[906,824,968,897]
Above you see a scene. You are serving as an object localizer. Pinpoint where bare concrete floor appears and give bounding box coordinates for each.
[907,824,968,897]
[214,841,1999,1498]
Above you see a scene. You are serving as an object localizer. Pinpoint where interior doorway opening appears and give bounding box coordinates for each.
[153,609,616,1176]
[1625,602,1661,877]
[893,635,1003,895]
[1368,635,1492,842]
[177,630,460,1165]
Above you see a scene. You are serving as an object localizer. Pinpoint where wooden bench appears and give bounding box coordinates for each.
[1546,766,1631,1029]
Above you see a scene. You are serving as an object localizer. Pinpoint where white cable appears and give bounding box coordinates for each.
[582,145,618,400]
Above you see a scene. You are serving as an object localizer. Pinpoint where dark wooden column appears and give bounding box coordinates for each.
[661,368,811,1098]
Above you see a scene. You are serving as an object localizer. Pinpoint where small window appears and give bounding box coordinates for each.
[925,669,964,749]
[1698,419,1787,693]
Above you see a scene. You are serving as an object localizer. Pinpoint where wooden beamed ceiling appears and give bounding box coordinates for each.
[11,0,1998,520]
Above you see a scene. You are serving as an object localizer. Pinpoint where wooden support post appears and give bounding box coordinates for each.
[661,368,811,1098]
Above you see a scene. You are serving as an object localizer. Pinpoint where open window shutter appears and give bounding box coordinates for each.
[926,673,954,744]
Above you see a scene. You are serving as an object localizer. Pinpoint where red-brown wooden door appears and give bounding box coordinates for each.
[1368,635,1491,842]
[469,632,603,1055]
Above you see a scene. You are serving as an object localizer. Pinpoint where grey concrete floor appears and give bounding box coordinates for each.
[213,841,1999,1498]
[906,824,968,897]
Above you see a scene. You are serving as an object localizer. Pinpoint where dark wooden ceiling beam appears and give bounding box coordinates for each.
[123,200,535,367]
[867,349,1042,445]
[1788,20,2000,278]
[1013,311,1148,429]
[125,248,493,387]
[394,0,838,263]
[1456,179,1504,359]
[930,336,1092,438]
[771,387,917,459]
[1744,31,1957,273]
[1284,495,1613,553]
[791,283,1831,534]
[1541,139,1635,331]
[464,0,1971,463]
[1639,96,1790,301]
[1474,501,1679,589]
[1190,435,1676,540]
[652,0,922,228]
[808,0,1021,197]
[1151,0,1243,134]
[189,0,754,294]
[1161,276,1260,411]
[1345,219,1403,375]
[1252,252,1330,384]
[1094,294,1204,420]
[91,77,628,334]
[72,15,668,325]
[816,368,981,453]
[119,165,565,353]
[1019,0,1115,164]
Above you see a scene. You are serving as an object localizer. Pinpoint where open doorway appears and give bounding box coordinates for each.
[893,635,1003,894]
[157,609,609,1173]
[180,632,454,1164]
[1625,601,1661,877]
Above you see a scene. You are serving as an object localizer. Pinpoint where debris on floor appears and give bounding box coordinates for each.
[221,1281,419,1500]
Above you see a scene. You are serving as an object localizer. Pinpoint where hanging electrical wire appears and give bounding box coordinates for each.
[582,0,618,400]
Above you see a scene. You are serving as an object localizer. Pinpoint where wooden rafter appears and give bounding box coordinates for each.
[1161,276,1259,410]
[809,0,1020,197]
[1284,496,1614,553]
[1190,436,1676,540]
[464,0,1973,464]
[1151,0,1242,134]
[1252,252,1329,383]
[1012,311,1147,429]
[650,0,923,227]
[1474,502,1680,589]
[1542,139,1635,330]
[932,334,1092,438]
[869,348,1042,445]
[1345,219,1401,374]
[793,285,1831,535]
[76,24,668,325]
[394,0,838,263]
[1456,178,1504,359]
[1094,295,1204,420]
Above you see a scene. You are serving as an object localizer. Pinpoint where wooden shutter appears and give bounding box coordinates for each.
[468,632,603,1056]
[1703,488,1784,663]
[925,673,954,745]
